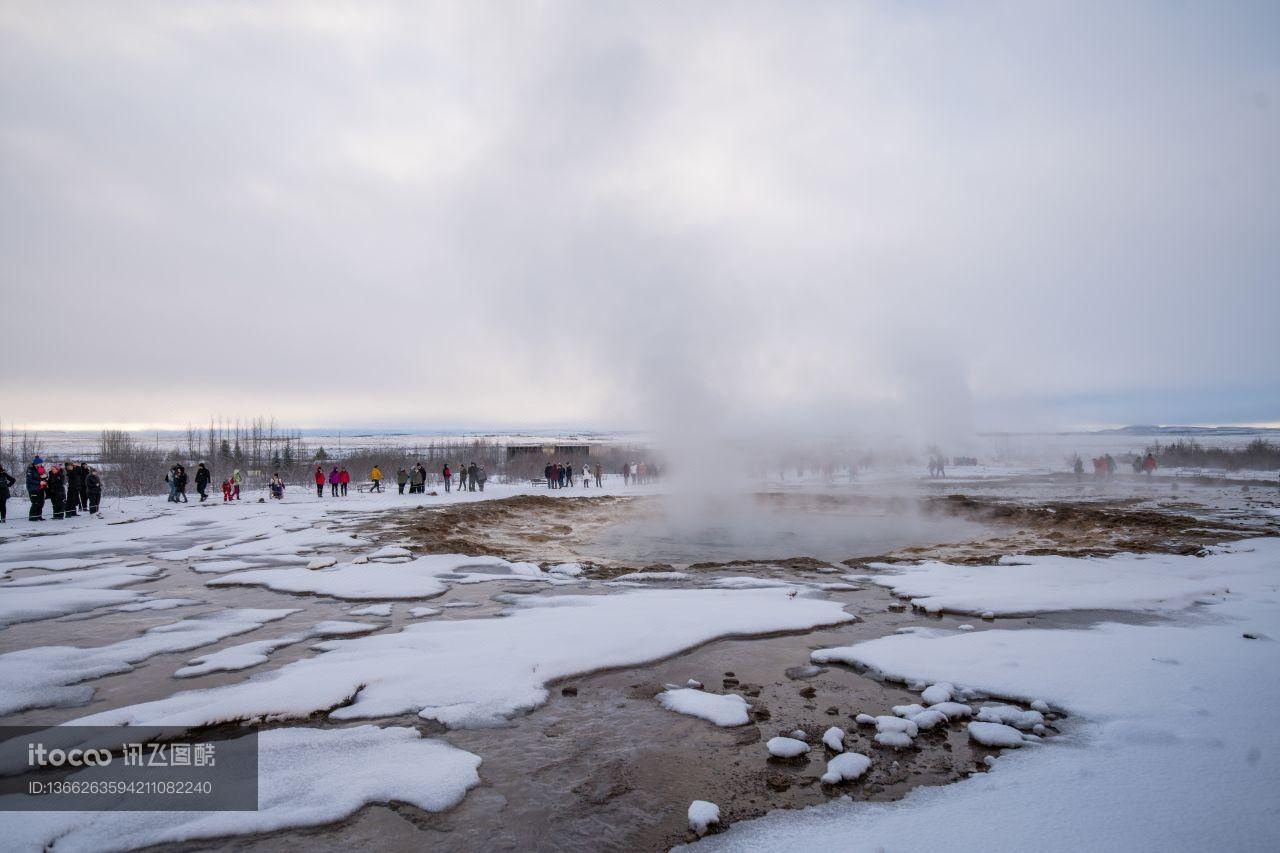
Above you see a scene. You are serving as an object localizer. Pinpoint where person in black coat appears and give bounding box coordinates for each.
[47,465,67,520]
[74,462,89,511]
[0,464,15,523]
[194,463,212,502]
[86,468,103,514]
[26,458,46,520]
[176,466,189,502]
[62,462,79,517]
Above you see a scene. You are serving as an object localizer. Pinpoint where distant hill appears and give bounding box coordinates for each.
[1096,425,1280,436]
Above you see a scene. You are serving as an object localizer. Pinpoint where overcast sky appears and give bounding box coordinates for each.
[2,1,1277,436]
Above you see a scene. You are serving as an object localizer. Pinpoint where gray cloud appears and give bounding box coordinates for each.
[2,1,1277,431]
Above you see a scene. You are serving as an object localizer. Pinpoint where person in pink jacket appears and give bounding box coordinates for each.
[328,466,340,497]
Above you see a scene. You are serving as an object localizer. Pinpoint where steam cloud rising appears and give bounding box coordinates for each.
[2,1,1277,434]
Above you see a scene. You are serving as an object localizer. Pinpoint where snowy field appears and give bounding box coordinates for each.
[0,474,1277,850]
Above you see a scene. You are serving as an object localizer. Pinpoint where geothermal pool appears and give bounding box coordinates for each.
[583,493,993,564]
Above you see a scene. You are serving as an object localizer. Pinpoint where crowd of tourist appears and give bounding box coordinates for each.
[4,457,103,522]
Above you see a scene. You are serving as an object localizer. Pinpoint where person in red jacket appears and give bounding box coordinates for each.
[441,464,452,493]
[314,466,325,498]
[339,467,350,496]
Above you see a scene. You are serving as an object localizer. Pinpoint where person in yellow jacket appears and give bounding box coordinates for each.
[370,465,383,493]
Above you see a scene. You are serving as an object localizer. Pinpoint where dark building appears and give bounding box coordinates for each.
[506,443,591,460]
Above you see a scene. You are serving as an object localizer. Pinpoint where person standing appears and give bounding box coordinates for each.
[396,467,409,494]
[176,465,189,502]
[476,465,486,492]
[621,463,629,486]
[48,465,67,520]
[410,464,424,494]
[26,457,47,520]
[166,465,179,502]
[594,463,603,488]
[76,462,89,511]
[65,461,83,507]
[0,464,15,523]
[442,463,452,492]
[329,466,340,497]
[370,465,383,492]
[232,468,243,500]
[458,464,468,492]
[467,462,478,492]
[86,467,102,514]
[1142,453,1157,477]
[195,463,212,502]
[581,464,589,488]
[62,462,79,517]
[314,465,325,497]
[339,467,350,496]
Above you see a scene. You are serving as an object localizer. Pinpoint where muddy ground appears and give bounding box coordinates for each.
[32,475,1279,851]
[373,484,1278,574]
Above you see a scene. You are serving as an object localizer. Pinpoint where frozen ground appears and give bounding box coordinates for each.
[692,537,1280,853]
[0,473,1277,850]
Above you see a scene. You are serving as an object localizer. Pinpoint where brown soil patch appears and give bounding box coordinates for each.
[862,494,1276,566]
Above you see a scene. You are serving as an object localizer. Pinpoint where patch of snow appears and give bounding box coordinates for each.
[927,701,974,720]
[873,731,913,749]
[705,576,797,590]
[612,571,691,581]
[0,565,163,627]
[820,751,872,784]
[116,598,201,611]
[908,709,948,731]
[851,546,1276,617]
[688,800,721,836]
[309,621,381,637]
[766,736,810,758]
[368,546,412,559]
[408,607,441,618]
[0,609,297,714]
[921,682,954,704]
[204,557,483,600]
[975,703,1044,731]
[968,721,1032,748]
[0,726,480,852]
[72,588,853,729]
[658,689,751,727]
[347,603,392,617]
[875,716,918,737]
[822,726,845,751]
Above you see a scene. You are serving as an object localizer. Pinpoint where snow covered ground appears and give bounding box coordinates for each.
[0,483,853,848]
[691,538,1280,852]
[2,478,1278,850]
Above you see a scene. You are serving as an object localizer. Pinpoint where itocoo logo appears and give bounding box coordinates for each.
[28,744,113,767]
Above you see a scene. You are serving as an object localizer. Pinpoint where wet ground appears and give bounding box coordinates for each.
[170,583,1047,853]
[5,472,1278,851]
